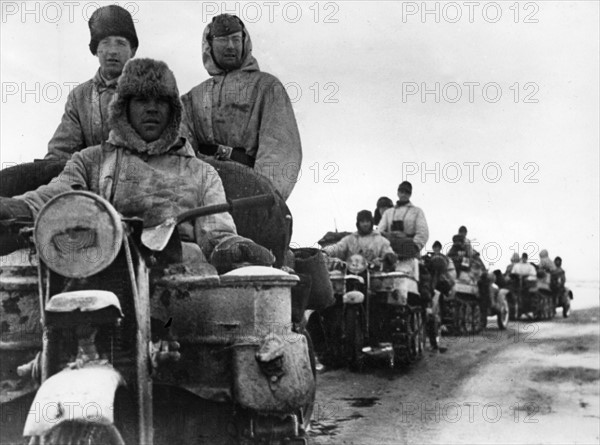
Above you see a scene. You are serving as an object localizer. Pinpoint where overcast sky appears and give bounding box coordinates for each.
[1,1,598,280]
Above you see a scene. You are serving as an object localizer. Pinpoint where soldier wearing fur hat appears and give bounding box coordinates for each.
[323,210,397,269]
[378,181,430,259]
[1,58,274,271]
[45,5,139,161]
[181,14,302,201]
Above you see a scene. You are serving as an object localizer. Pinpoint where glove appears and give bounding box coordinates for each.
[392,238,420,260]
[0,197,33,226]
[382,252,398,271]
[210,235,275,274]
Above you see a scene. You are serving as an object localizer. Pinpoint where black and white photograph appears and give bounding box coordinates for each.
[1,1,598,444]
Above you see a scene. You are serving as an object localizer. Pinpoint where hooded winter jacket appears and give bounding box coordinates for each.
[378,202,429,250]
[18,59,238,260]
[539,249,556,273]
[181,21,302,201]
[323,230,394,263]
[45,70,118,161]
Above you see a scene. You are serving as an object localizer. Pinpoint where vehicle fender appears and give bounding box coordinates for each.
[23,366,125,437]
[497,288,509,304]
[343,290,365,304]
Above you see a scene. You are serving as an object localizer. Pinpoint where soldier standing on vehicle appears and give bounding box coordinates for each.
[0,5,139,197]
[46,5,138,161]
[457,225,474,257]
[0,58,274,272]
[323,210,397,269]
[539,249,556,273]
[181,14,302,201]
[378,181,429,259]
[505,252,520,276]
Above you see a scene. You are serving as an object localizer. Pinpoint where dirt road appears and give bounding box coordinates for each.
[310,307,600,445]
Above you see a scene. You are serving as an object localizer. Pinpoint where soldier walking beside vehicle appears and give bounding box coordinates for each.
[181,14,302,201]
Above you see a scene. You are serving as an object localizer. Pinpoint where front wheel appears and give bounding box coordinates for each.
[426,310,442,350]
[497,299,509,330]
[44,421,125,445]
[343,305,364,372]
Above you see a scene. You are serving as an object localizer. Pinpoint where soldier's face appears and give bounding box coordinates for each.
[358,220,372,234]
[97,36,136,80]
[128,97,171,142]
[211,31,244,71]
[397,189,411,204]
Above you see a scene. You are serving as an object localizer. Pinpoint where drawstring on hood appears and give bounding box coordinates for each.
[108,58,183,156]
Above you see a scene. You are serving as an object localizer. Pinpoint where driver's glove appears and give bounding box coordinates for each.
[210,235,275,274]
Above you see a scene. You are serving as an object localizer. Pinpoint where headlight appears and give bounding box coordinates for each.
[347,254,367,274]
[35,191,123,278]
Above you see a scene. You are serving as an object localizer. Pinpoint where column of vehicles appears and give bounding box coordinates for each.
[0,179,573,444]
[306,227,572,373]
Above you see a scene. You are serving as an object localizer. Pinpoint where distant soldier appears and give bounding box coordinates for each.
[378,181,429,259]
[324,210,397,270]
[511,253,537,277]
[373,196,394,226]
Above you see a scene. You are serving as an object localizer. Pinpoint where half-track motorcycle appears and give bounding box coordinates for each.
[0,191,315,445]
[503,272,557,321]
[439,254,509,335]
[318,254,427,371]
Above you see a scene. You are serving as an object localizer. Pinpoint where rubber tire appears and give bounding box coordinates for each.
[563,295,571,318]
[393,309,418,367]
[426,310,442,350]
[415,311,424,359]
[344,306,364,372]
[497,299,509,330]
[44,421,125,445]
[472,303,483,334]
[458,301,474,335]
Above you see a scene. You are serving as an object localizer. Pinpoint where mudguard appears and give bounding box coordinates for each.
[343,290,365,304]
[23,366,124,436]
[232,335,315,414]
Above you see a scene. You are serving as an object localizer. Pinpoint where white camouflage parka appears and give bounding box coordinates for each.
[181,22,302,201]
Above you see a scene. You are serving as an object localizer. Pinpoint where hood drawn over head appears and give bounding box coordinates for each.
[108,58,183,155]
[202,15,259,76]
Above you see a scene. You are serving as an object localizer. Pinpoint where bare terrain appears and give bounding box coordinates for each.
[310,305,600,445]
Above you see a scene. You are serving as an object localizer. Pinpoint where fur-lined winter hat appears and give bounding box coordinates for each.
[376,197,394,209]
[356,210,374,225]
[89,5,138,55]
[108,58,182,155]
[398,181,413,194]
